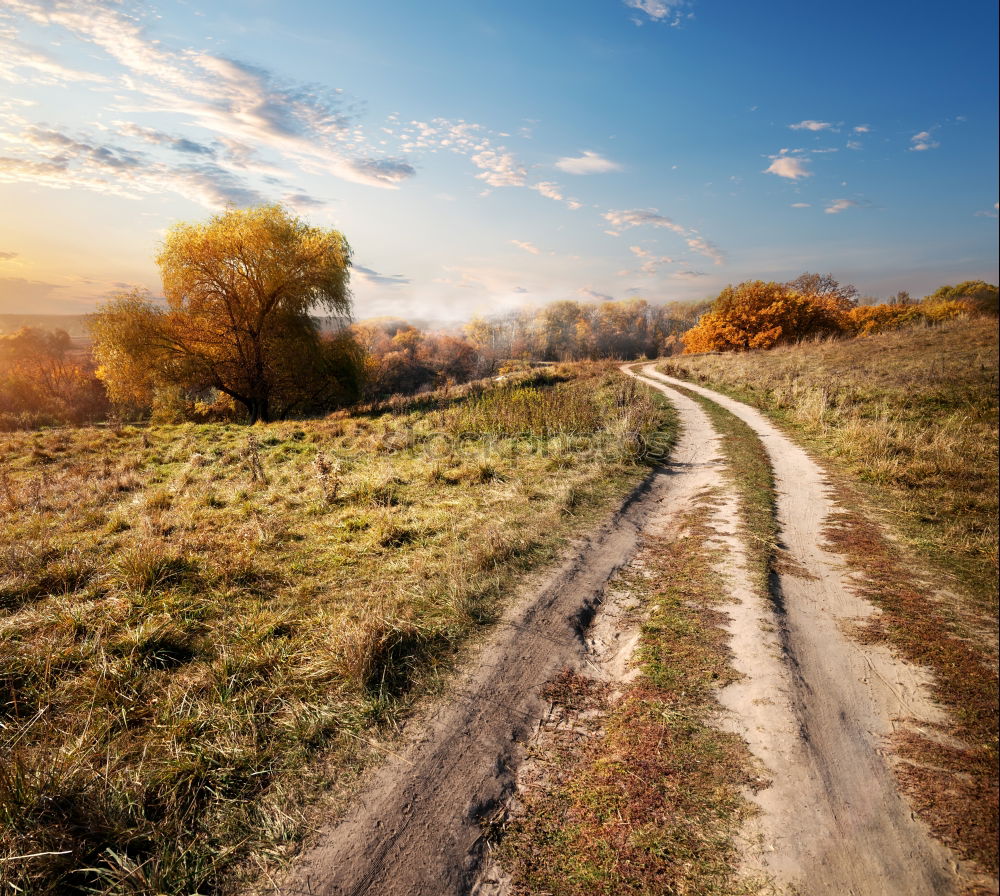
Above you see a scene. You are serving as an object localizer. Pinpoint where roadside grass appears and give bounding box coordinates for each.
[0,363,674,896]
[659,320,1000,874]
[659,316,999,615]
[494,382,778,896]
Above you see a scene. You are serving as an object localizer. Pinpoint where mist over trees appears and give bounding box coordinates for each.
[0,326,109,428]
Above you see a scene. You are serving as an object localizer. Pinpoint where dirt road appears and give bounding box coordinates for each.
[273,366,968,896]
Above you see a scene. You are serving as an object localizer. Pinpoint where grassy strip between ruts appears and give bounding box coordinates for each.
[493,381,779,896]
[0,364,676,896]
[665,380,779,597]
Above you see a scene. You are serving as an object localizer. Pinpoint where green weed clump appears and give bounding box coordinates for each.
[0,364,674,895]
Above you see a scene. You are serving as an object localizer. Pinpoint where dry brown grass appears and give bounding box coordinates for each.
[0,364,673,895]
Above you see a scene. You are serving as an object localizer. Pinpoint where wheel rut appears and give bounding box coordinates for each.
[273,393,723,896]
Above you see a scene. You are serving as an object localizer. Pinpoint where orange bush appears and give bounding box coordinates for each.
[682,280,852,353]
[846,303,921,335]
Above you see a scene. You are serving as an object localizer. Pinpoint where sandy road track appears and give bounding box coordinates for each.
[633,364,963,895]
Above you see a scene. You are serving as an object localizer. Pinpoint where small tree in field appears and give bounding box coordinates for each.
[682,280,853,353]
[91,205,355,422]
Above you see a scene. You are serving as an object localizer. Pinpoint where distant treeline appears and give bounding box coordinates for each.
[1,278,995,430]
[353,297,710,398]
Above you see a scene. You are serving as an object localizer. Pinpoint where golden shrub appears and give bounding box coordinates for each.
[682,281,852,353]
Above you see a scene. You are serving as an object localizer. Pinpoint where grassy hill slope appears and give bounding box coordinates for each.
[662,316,998,612]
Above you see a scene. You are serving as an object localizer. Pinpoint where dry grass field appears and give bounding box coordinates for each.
[0,365,674,895]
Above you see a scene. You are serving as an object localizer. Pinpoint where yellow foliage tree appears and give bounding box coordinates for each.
[91,205,355,422]
[682,280,853,353]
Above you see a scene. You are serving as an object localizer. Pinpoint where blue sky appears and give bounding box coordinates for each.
[0,0,996,321]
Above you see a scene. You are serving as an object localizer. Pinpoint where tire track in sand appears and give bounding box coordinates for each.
[632,364,963,896]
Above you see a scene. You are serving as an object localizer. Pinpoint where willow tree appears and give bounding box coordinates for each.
[92,205,354,422]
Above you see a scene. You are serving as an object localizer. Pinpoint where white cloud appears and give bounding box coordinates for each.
[530,180,582,210]
[764,155,811,180]
[684,236,723,266]
[555,150,622,175]
[854,125,870,134]
[470,149,526,187]
[0,0,419,193]
[846,140,863,151]
[623,0,688,25]
[790,202,811,208]
[604,209,723,265]
[627,244,675,274]
[604,208,685,235]
[789,120,833,131]
[578,287,614,301]
[353,264,410,286]
[0,39,108,85]
[510,239,540,255]
[825,199,858,214]
[910,130,939,152]
[532,181,563,201]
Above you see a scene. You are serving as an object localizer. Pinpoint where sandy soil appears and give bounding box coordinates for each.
[270,365,978,896]
[272,371,740,896]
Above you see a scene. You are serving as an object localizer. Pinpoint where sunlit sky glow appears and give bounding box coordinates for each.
[0,0,997,321]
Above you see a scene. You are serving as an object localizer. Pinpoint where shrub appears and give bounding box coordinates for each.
[682,280,852,353]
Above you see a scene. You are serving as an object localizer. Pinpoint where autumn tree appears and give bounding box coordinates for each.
[91,205,355,422]
[0,327,109,426]
[682,280,853,353]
